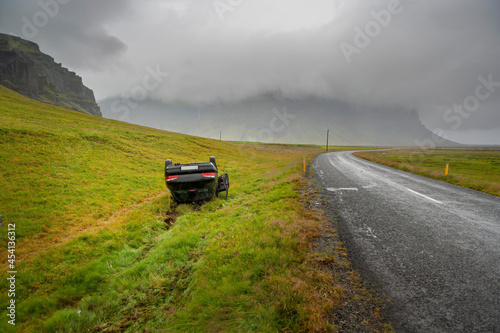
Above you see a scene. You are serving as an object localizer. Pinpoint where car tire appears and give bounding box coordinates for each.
[210,156,217,169]
[165,159,172,177]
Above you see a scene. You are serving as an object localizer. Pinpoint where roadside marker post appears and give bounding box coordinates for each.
[326,130,329,152]
[445,163,449,176]
[303,157,306,173]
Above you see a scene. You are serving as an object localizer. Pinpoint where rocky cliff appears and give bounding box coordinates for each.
[0,33,101,116]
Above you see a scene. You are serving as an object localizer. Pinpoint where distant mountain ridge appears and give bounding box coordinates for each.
[0,33,101,116]
[100,93,460,146]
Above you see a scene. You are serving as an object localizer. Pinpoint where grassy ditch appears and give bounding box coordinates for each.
[354,148,500,196]
[0,85,390,332]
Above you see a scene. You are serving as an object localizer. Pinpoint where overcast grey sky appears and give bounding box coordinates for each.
[1,0,499,144]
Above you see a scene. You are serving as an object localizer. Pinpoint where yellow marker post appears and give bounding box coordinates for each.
[303,157,306,173]
[445,163,449,176]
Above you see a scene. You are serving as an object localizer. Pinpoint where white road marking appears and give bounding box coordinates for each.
[326,188,358,193]
[407,188,443,204]
[365,226,377,238]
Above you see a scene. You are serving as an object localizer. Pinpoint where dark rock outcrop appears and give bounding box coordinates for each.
[0,33,101,116]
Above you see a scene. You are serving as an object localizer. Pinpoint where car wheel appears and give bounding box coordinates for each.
[210,156,217,169]
[165,159,172,177]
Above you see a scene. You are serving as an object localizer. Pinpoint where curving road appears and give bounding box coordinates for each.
[313,151,500,333]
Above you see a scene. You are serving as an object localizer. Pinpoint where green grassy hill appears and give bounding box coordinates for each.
[0,85,394,332]
[0,85,349,332]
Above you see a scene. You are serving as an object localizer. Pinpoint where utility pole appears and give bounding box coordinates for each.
[326,130,329,152]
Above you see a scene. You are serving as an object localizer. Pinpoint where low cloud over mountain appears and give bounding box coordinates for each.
[1,0,499,144]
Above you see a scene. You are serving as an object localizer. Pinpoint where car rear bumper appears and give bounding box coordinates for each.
[166,175,217,203]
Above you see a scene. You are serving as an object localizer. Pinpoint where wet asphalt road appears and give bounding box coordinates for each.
[313,151,500,333]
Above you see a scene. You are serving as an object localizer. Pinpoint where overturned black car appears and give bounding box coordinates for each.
[165,156,229,203]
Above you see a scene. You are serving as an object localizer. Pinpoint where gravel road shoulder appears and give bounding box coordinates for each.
[305,169,394,332]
